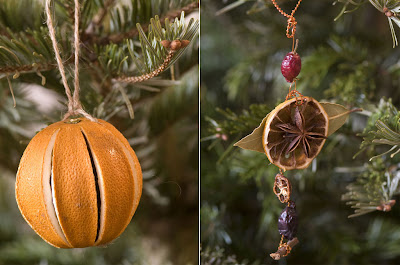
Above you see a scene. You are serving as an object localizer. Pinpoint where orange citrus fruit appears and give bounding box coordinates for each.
[15,117,142,248]
[262,97,329,170]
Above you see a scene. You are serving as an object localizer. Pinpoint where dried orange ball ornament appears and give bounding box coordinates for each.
[15,118,142,248]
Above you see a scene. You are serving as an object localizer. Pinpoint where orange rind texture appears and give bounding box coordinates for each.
[15,118,142,248]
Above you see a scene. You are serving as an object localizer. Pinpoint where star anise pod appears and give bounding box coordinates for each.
[263,97,329,170]
[276,105,326,158]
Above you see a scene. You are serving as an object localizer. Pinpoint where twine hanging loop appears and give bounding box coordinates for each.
[45,0,96,121]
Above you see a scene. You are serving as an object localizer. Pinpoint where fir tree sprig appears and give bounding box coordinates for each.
[207,104,272,136]
[0,26,70,77]
[0,0,199,88]
[299,36,376,105]
[147,65,198,136]
[83,1,199,44]
[335,0,400,47]
[95,13,199,79]
[342,158,400,218]
[333,0,366,22]
[355,99,400,160]
[0,0,43,32]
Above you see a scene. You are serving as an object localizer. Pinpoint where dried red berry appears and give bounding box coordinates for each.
[278,202,298,240]
[281,52,301,82]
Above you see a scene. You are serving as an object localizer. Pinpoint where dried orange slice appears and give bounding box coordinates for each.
[262,97,329,170]
[15,118,142,248]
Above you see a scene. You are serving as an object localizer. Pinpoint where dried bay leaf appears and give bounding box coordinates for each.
[320,102,361,136]
[234,101,361,154]
[233,114,269,153]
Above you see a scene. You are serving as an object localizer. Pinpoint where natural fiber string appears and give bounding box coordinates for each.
[45,0,95,121]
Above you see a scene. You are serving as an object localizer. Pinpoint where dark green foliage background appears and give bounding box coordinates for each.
[201,1,400,264]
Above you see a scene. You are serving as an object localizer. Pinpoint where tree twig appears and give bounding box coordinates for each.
[93,0,116,26]
[270,237,299,260]
[84,0,116,37]
[0,62,56,75]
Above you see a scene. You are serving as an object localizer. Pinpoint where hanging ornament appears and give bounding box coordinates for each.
[15,0,142,248]
[263,96,329,170]
[234,0,362,259]
[16,118,142,248]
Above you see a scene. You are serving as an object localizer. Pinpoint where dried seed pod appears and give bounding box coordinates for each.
[278,202,298,240]
[376,200,396,212]
[281,51,301,82]
[161,40,171,49]
[170,40,182,51]
[383,7,394,17]
[180,40,190,48]
[273,174,291,203]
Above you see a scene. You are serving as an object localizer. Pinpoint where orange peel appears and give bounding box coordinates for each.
[15,118,142,248]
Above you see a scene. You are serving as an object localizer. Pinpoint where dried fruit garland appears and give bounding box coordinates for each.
[235,0,361,260]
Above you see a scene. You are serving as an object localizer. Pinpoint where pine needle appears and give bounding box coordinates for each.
[6,75,16,108]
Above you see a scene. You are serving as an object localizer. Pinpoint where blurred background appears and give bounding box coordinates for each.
[0,0,198,264]
[201,0,400,264]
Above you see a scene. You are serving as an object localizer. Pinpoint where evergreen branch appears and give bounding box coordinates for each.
[299,36,376,104]
[355,99,400,159]
[114,40,189,83]
[342,158,400,218]
[0,62,56,76]
[0,26,72,77]
[83,0,116,43]
[0,0,44,32]
[106,1,198,44]
[216,0,248,16]
[333,0,367,21]
[83,1,199,45]
[91,0,116,26]
[335,0,400,47]
[208,104,272,136]
[147,65,198,136]
[0,10,198,88]
[96,13,198,79]
[200,246,246,265]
